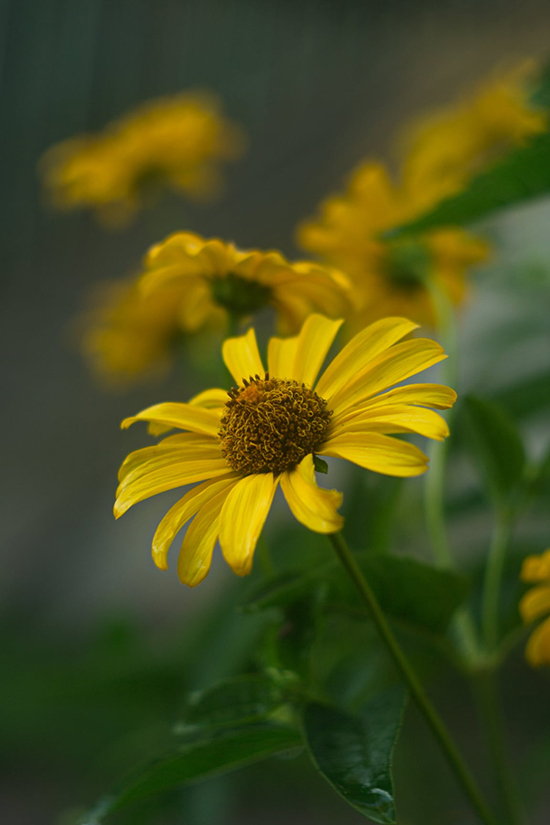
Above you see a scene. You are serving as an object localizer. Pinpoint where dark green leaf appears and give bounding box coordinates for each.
[80,724,302,824]
[492,370,550,419]
[314,455,329,474]
[531,60,550,109]
[463,395,526,505]
[175,674,287,736]
[303,686,406,823]
[240,566,331,613]
[388,131,550,238]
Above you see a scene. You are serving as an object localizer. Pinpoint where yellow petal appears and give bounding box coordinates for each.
[329,338,447,415]
[292,315,343,387]
[188,388,229,409]
[219,473,279,576]
[178,483,236,587]
[320,432,429,477]
[525,617,550,667]
[315,317,418,401]
[329,404,450,442]
[521,549,550,583]
[519,585,550,624]
[114,458,231,518]
[267,334,300,379]
[121,402,221,437]
[222,327,265,386]
[118,433,214,481]
[354,383,457,411]
[280,455,343,534]
[152,475,238,570]
[117,441,224,490]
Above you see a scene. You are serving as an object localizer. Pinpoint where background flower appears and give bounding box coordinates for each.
[519,548,550,666]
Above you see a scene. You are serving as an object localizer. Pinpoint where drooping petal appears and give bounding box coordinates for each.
[292,315,343,387]
[280,454,343,534]
[118,433,215,481]
[525,617,550,667]
[152,475,238,570]
[118,441,225,490]
[320,432,429,477]
[352,383,457,411]
[329,404,450,441]
[519,585,550,623]
[178,483,236,587]
[114,459,231,517]
[267,334,300,380]
[188,388,230,409]
[329,338,447,415]
[315,317,418,401]
[121,402,221,437]
[219,473,279,576]
[222,327,265,386]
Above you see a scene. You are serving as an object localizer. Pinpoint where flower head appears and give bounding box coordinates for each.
[519,548,550,667]
[116,314,456,586]
[298,162,487,329]
[40,92,244,225]
[400,61,547,209]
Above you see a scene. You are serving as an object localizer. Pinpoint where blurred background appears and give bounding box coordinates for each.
[2,1,550,823]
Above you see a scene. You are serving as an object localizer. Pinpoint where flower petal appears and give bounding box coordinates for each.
[329,338,447,415]
[329,404,450,441]
[267,334,299,379]
[118,435,221,484]
[292,314,343,387]
[177,483,236,587]
[219,473,279,576]
[280,455,343,534]
[121,402,221,437]
[315,317,419,401]
[353,383,457,411]
[525,616,550,667]
[222,327,265,386]
[521,549,550,583]
[188,388,229,409]
[320,432,429,477]
[114,458,231,518]
[152,475,238,570]
[519,585,550,623]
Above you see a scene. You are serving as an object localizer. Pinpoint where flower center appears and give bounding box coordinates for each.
[219,375,332,475]
[210,272,272,317]
[385,239,431,291]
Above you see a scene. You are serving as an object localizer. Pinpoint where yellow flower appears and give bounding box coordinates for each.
[40,92,244,225]
[115,314,456,586]
[297,162,488,329]
[519,549,550,667]
[400,61,548,209]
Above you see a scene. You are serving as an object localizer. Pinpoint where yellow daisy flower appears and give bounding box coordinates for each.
[519,548,550,667]
[400,61,548,210]
[297,162,488,330]
[40,92,244,225]
[115,314,456,586]
[81,233,351,384]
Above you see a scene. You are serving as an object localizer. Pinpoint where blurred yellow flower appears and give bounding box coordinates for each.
[82,232,351,384]
[400,61,548,210]
[297,162,488,329]
[519,548,550,667]
[40,92,245,225]
[115,314,456,586]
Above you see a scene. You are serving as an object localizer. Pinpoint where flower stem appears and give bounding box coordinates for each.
[328,531,497,825]
[482,509,512,652]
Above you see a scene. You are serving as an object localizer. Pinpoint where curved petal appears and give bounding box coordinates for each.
[519,585,550,623]
[329,404,450,442]
[267,334,299,379]
[315,317,418,401]
[525,617,550,667]
[177,483,236,587]
[121,402,221,437]
[118,436,222,484]
[152,475,238,570]
[352,383,457,412]
[114,459,231,518]
[280,455,343,534]
[222,327,265,386]
[320,432,429,477]
[188,388,229,409]
[219,473,279,576]
[329,338,447,415]
[292,315,343,387]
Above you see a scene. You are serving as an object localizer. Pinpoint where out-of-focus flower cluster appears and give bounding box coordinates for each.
[520,549,550,667]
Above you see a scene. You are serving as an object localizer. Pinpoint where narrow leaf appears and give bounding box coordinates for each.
[303,686,406,823]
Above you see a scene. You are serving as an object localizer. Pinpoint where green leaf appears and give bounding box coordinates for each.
[492,370,550,419]
[313,454,329,474]
[303,686,406,823]
[80,724,302,824]
[388,130,550,237]
[531,60,550,109]
[463,395,526,505]
[175,674,287,736]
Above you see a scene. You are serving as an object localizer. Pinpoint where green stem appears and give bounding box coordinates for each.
[482,510,512,651]
[474,671,523,825]
[328,532,497,825]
